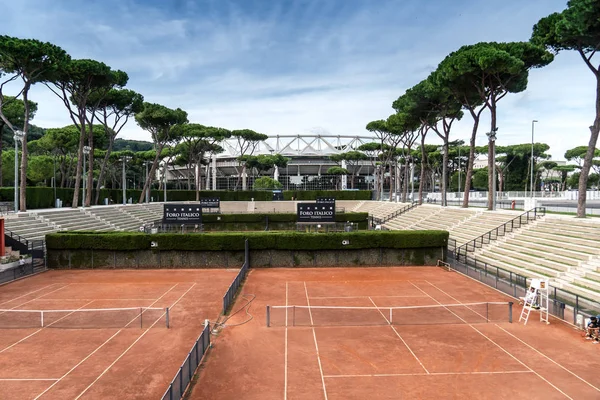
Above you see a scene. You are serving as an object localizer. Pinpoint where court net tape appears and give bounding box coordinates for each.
[266,302,513,327]
[0,307,170,329]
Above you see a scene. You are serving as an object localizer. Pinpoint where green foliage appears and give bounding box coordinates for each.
[326,166,349,175]
[134,103,188,145]
[472,168,489,190]
[26,155,53,183]
[113,138,154,152]
[0,188,372,208]
[46,230,448,252]
[253,177,282,189]
[0,35,70,84]
[0,96,38,133]
[531,0,600,54]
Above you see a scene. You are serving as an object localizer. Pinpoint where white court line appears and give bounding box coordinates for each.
[0,378,60,381]
[323,370,533,378]
[33,283,179,400]
[0,284,61,307]
[0,285,71,316]
[40,298,160,301]
[284,282,288,400]
[412,281,573,400]
[424,280,488,321]
[304,282,328,400]
[367,297,429,374]
[309,295,427,299]
[0,300,96,354]
[496,325,600,393]
[73,283,195,400]
[33,330,122,400]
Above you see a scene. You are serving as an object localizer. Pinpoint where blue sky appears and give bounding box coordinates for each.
[0,0,593,161]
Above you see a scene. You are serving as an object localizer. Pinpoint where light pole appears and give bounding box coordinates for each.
[531,120,538,198]
[53,155,57,207]
[458,144,462,196]
[13,130,25,212]
[121,156,132,205]
[144,161,150,203]
[163,160,167,202]
[438,146,447,207]
[486,129,498,210]
[82,146,91,207]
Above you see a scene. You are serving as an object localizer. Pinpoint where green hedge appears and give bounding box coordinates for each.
[0,187,371,209]
[46,230,448,252]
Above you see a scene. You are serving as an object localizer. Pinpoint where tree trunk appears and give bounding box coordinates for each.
[94,137,115,205]
[577,77,600,217]
[462,112,481,208]
[19,86,31,212]
[487,98,498,211]
[0,122,4,185]
[85,127,94,207]
[138,145,164,204]
[442,141,448,207]
[418,132,427,204]
[71,116,86,208]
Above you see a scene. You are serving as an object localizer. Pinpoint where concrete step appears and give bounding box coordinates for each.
[499,242,582,266]
[518,231,600,253]
[485,247,573,271]
[561,273,600,292]
[554,281,600,303]
[476,252,562,277]
[473,254,551,279]
[502,238,592,261]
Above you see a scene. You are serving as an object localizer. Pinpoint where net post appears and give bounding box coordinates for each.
[389,308,392,324]
[486,303,489,322]
[293,306,296,327]
[140,307,143,329]
[266,305,270,327]
[508,302,513,323]
[41,311,44,328]
[166,307,170,328]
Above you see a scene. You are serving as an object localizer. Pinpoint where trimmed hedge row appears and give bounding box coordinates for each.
[0,187,371,209]
[46,230,448,252]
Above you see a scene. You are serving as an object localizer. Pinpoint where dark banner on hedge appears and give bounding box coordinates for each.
[163,204,202,224]
[316,197,336,204]
[200,198,220,208]
[297,203,335,223]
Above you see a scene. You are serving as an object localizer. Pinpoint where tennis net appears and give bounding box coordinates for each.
[0,307,170,329]
[266,302,513,327]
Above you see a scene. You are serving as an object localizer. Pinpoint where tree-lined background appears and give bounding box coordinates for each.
[0,0,598,216]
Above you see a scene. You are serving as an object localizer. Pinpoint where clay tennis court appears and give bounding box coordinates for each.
[192,267,600,400]
[0,269,237,400]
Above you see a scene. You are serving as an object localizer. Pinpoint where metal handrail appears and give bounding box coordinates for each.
[455,207,546,261]
[372,201,419,225]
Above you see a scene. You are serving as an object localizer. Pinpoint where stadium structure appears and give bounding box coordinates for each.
[162,133,379,191]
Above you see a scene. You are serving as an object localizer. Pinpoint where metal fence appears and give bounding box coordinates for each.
[0,261,35,285]
[455,207,545,260]
[447,246,600,327]
[160,322,211,400]
[223,238,250,314]
[1,236,46,285]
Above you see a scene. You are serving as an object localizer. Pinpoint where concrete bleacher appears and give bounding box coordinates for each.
[476,217,600,302]
[352,201,413,222]
[86,206,143,231]
[35,209,115,233]
[4,214,58,242]
[378,202,600,302]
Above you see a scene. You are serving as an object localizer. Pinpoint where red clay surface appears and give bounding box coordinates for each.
[0,269,238,400]
[191,267,600,400]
